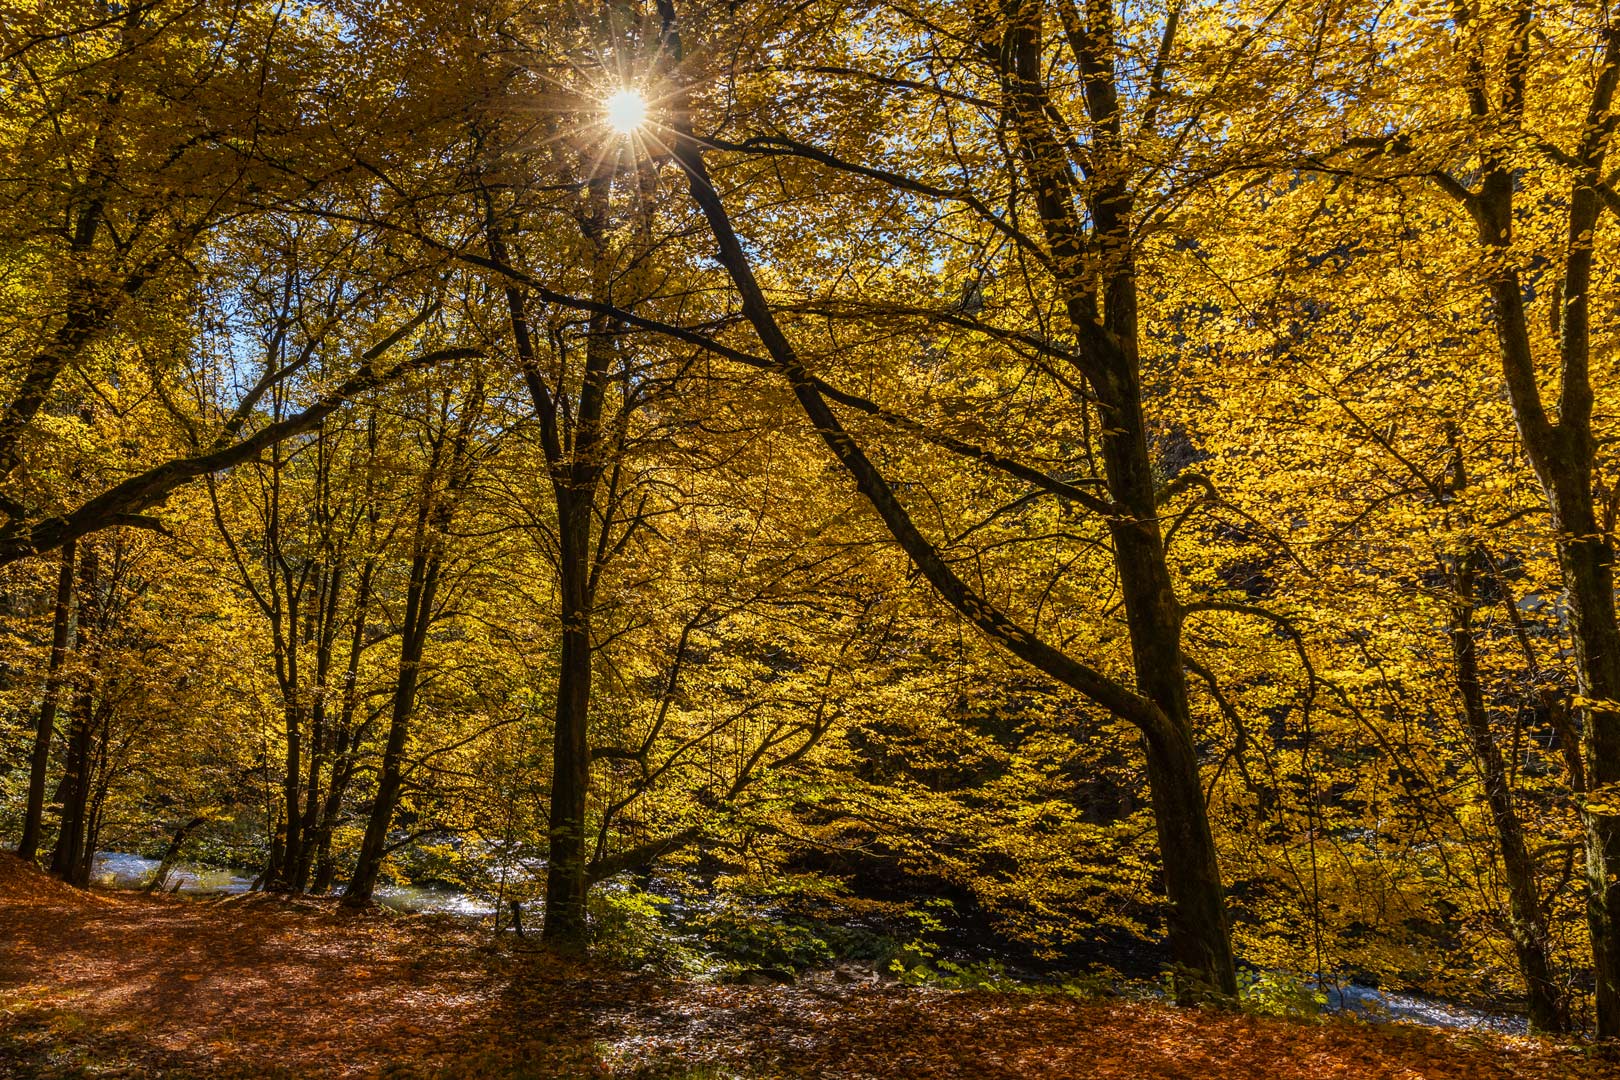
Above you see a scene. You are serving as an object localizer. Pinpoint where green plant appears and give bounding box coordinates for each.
[912,958,1029,992]
[1236,969,1329,1021]
[694,906,832,972]
[590,887,705,974]
[1058,967,1126,1000]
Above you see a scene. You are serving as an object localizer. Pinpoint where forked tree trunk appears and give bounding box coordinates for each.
[49,544,98,887]
[1470,141,1620,1034]
[343,387,477,906]
[1428,13,1620,1031]
[49,688,95,886]
[994,0,1236,997]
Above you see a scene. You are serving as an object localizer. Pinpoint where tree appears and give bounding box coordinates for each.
[635,0,1328,996]
[1269,0,1620,1031]
[0,1,479,570]
[344,365,490,904]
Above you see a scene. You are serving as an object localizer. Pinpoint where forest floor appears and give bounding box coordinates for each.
[0,856,1614,1080]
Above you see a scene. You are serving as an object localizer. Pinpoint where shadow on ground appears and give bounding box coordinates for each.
[0,855,1611,1080]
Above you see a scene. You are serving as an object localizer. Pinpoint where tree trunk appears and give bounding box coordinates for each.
[48,543,97,887]
[261,434,306,895]
[312,561,374,894]
[49,688,95,886]
[18,540,75,861]
[312,727,360,894]
[535,298,614,947]
[667,129,1237,1007]
[341,387,478,907]
[656,0,1238,985]
[1561,509,1620,1033]
[542,491,594,947]
[1097,359,1236,998]
[292,566,341,893]
[1469,135,1620,1030]
[481,191,614,949]
[274,637,303,891]
[80,711,112,886]
[342,549,439,906]
[145,816,207,894]
[1488,338,1620,1036]
[998,0,1236,998]
[1450,549,1567,1032]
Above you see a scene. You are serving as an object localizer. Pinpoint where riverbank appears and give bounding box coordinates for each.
[0,855,1608,1079]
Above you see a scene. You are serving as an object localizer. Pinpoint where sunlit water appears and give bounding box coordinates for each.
[1319,982,1527,1034]
[91,851,495,916]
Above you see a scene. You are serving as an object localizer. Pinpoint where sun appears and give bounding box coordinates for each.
[604,89,648,134]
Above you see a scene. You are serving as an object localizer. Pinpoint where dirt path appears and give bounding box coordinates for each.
[0,856,1611,1079]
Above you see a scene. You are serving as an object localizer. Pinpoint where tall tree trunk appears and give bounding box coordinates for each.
[542,491,594,946]
[998,0,1235,997]
[341,385,477,908]
[342,549,439,905]
[48,543,97,886]
[535,306,614,947]
[1560,491,1620,1032]
[1437,436,1566,1031]
[1438,15,1620,1032]
[18,540,75,861]
[481,186,614,948]
[49,688,95,886]
[1450,548,1567,1032]
[262,432,306,895]
[312,561,373,894]
[1108,462,1236,999]
[1471,169,1620,1035]
[1100,391,1234,994]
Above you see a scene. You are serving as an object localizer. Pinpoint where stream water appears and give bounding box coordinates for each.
[90,851,495,916]
[1317,982,1527,1034]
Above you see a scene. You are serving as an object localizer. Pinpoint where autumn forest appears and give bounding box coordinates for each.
[1,0,1619,1076]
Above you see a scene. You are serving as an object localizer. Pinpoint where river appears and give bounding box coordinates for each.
[1318,982,1527,1034]
[90,851,495,916]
